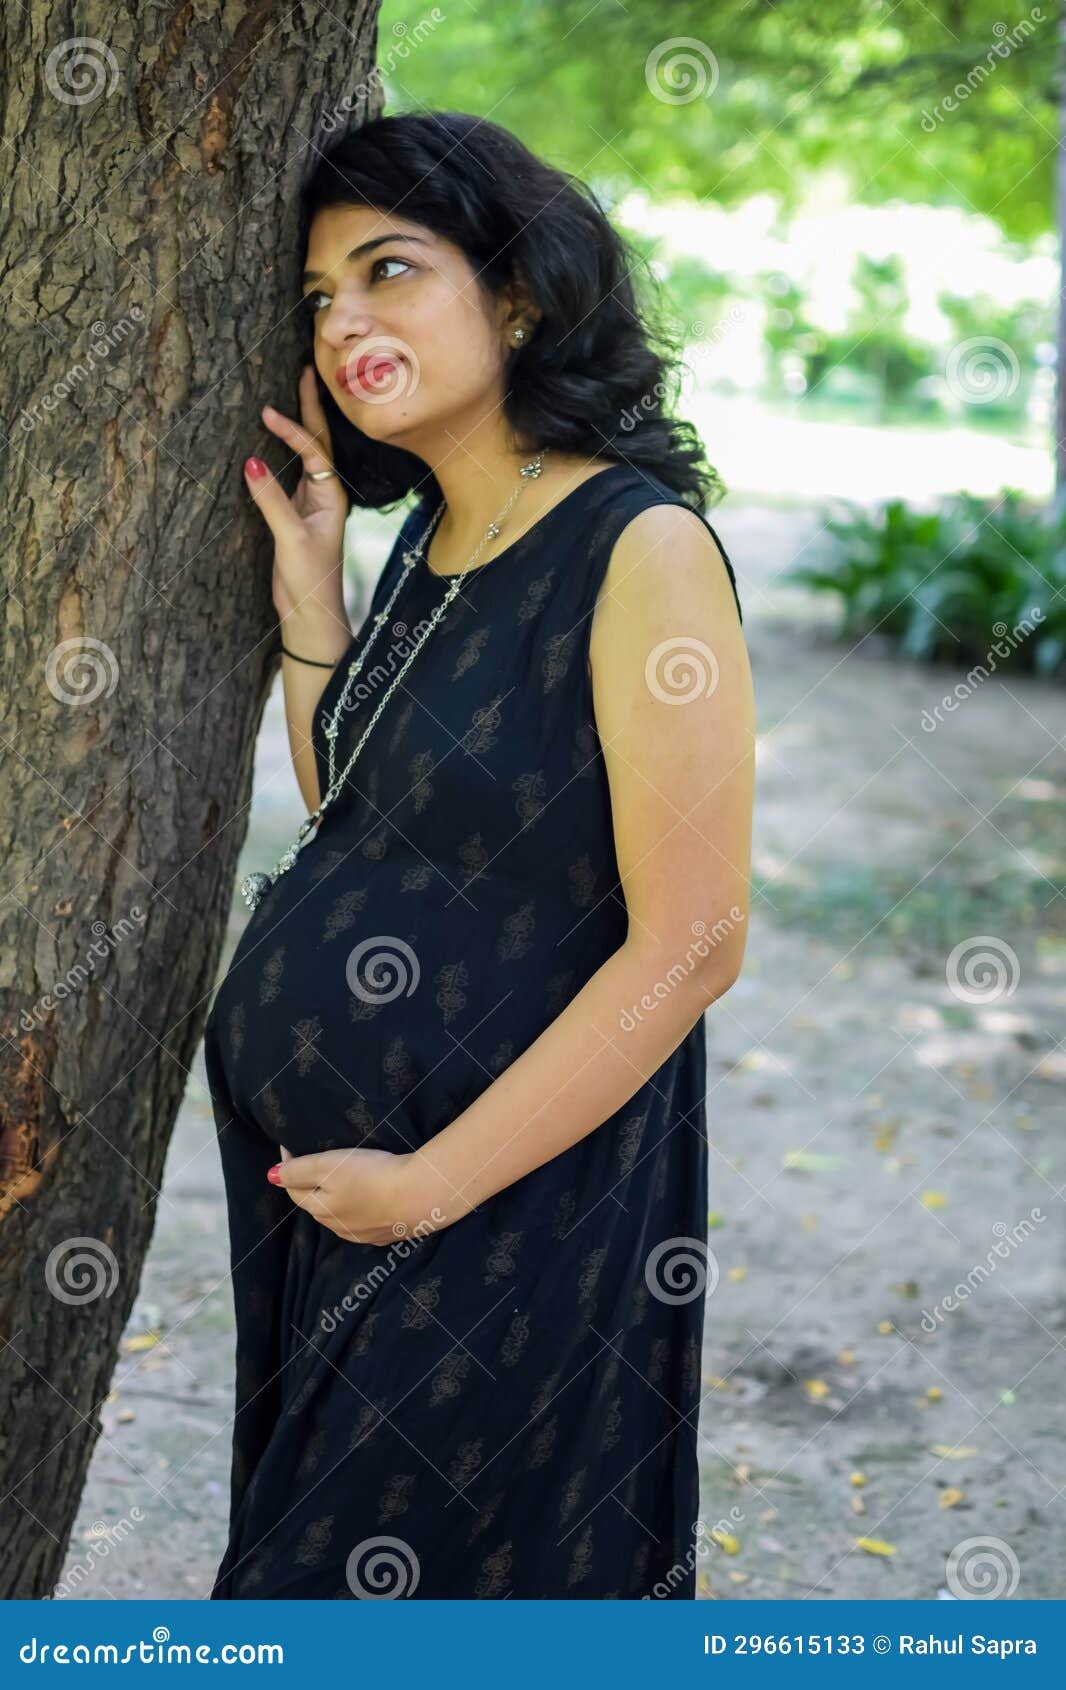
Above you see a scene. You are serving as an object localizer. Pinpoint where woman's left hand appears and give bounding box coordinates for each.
[270,1144,447,1247]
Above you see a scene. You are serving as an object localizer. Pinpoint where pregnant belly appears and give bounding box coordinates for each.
[206,807,619,1164]
[204,845,550,1158]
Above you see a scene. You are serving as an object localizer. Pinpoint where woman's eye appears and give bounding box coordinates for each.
[371,256,411,282]
[303,258,412,315]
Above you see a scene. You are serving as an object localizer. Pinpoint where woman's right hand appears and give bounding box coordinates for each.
[244,363,350,634]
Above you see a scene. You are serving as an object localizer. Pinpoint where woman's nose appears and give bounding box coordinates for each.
[319,300,376,351]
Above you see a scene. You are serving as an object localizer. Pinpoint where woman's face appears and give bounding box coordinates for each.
[302,204,515,449]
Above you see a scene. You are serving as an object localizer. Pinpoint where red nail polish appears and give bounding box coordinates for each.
[245,457,268,479]
[266,1163,281,1183]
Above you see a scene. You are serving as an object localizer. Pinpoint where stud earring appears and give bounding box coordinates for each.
[511,327,526,345]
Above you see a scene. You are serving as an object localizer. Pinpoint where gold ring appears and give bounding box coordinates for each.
[307,467,338,481]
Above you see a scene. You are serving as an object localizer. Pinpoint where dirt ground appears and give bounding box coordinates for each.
[58,499,1066,1601]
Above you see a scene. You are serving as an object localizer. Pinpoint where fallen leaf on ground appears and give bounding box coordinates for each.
[122,1331,161,1352]
[782,1150,846,1172]
[854,1536,897,1557]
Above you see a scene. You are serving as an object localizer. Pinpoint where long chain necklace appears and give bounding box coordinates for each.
[239,449,549,911]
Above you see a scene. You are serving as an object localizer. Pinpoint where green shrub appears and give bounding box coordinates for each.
[785,491,1066,676]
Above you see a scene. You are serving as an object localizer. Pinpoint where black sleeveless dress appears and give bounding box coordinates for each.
[203,461,743,1599]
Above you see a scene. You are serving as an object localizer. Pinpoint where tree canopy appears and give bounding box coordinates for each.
[380,0,1055,238]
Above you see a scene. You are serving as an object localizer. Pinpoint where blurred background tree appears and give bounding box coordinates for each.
[366,0,1064,675]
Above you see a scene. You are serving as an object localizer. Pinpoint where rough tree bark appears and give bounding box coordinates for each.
[0,1,382,1598]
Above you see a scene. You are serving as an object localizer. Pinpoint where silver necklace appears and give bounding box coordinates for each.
[239,449,549,911]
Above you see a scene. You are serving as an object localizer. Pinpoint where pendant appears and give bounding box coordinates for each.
[240,871,273,911]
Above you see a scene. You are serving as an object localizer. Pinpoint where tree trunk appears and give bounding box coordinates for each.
[0,1,382,1598]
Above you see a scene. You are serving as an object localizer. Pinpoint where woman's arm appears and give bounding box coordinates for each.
[278,607,353,813]
[240,366,353,814]
[403,502,754,1224]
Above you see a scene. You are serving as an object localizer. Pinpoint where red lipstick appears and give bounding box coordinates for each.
[337,353,402,394]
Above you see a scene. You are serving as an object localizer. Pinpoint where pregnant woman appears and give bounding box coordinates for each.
[204,110,753,1600]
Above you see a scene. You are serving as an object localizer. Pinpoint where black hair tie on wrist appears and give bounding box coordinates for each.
[279,642,339,668]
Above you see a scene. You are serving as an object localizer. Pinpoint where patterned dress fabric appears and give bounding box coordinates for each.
[203,461,743,1598]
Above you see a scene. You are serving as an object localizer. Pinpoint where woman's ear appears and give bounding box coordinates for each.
[501,268,542,341]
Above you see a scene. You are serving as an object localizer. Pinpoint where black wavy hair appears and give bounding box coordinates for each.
[298,110,726,515]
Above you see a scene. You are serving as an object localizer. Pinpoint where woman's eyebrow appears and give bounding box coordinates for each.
[302,233,431,286]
